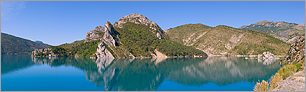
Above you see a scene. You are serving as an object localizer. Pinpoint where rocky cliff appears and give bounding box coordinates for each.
[284,36,305,64]
[95,42,115,66]
[86,21,120,46]
[86,26,104,41]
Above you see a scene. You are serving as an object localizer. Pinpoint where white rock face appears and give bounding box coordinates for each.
[151,49,167,64]
[258,52,276,65]
[95,42,114,66]
[89,22,122,60]
[102,21,120,46]
[114,13,165,39]
[86,21,120,46]
[86,26,105,41]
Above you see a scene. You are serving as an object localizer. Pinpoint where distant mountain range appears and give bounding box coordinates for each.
[241,20,305,43]
[1,33,49,55]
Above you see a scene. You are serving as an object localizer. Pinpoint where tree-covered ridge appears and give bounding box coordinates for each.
[115,22,205,57]
[166,24,211,44]
[1,33,50,55]
[166,24,290,55]
[32,40,100,58]
[59,40,100,57]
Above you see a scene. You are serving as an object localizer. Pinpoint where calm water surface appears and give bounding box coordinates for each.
[1,55,281,91]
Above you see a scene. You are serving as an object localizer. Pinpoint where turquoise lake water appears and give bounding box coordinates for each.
[1,55,281,91]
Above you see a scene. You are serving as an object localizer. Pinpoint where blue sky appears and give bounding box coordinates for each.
[1,2,304,45]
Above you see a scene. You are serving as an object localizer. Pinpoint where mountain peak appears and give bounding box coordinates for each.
[241,20,304,42]
[122,13,148,20]
[94,26,104,31]
[255,20,272,25]
[215,25,236,29]
[105,21,113,30]
[114,13,155,28]
[114,13,165,39]
[242,20,302,29]
[105,21,112,25]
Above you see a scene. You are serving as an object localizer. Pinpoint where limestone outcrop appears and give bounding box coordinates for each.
[102,21,120,46]
[86,26,104,41]
[95,42,114,62]
[258,52,276,65]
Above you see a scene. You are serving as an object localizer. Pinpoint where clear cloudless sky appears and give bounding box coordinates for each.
[1,1,304,45]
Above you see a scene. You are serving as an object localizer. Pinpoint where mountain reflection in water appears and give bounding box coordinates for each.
[1,55,281,91]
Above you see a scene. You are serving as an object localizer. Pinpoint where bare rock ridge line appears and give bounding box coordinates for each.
[85,26,104,41]
[114,13,166,39]
[86,21,120,46]
[241,20,305,43]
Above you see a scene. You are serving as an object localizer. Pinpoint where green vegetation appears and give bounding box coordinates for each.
[32,22,206,58]
[33,46,68,57]
[116,22,160,57]
[115,22,205,57]
[166,24,211,44]
[277,62,304,79]
[1,33,49,54]
[49,46,68,57]
[166,24,289,55]
[107,45,132,58]
[59,40,100,57]
[231,30,288,55]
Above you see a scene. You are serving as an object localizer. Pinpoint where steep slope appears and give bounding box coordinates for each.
[1,33,49,54]
[166,24,211,45]
[241,20,305,43]
[166,24,289,56]
[114,13,166,39]
[109,14,205,58]
[32,14,206,59]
